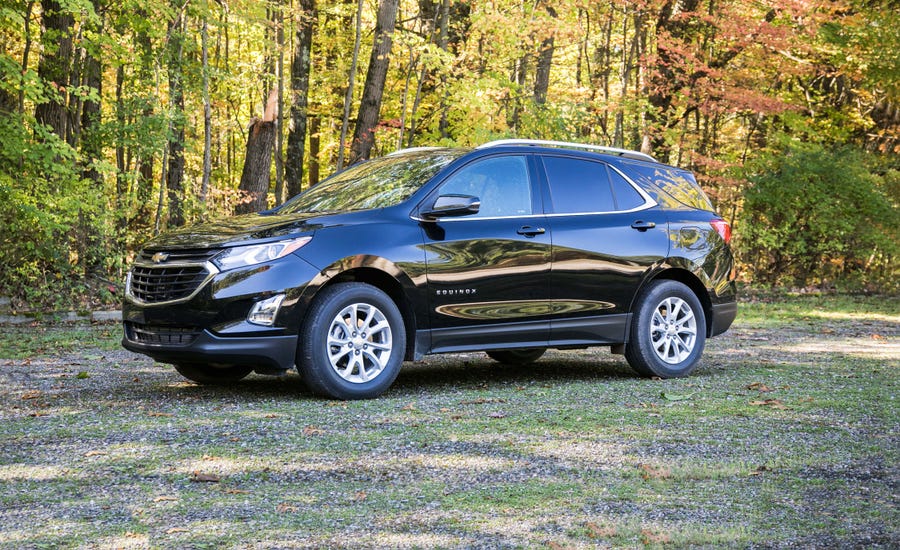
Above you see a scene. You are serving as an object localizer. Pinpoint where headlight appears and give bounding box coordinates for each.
[212,236,312,271]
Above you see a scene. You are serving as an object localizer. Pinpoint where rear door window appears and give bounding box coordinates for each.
[542,157,615,213]
[542,156,649,214]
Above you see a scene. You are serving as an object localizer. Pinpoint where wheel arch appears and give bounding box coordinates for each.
[300,258,420,361]
[641,267,714,338]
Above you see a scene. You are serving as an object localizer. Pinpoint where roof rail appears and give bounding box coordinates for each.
[476,139,657,163]
[387,146,444,156]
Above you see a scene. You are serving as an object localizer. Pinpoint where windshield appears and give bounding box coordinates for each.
[277,149,465,214]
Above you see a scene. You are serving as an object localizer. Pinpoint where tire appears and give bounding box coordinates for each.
[298,283,405,400]
[486,348,546,365]
[173,363,252,385]
[624,280,706,378]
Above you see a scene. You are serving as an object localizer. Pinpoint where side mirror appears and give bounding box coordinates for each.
[421,194,480,220]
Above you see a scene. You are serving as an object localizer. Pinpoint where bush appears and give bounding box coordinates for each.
[738,141,898,290]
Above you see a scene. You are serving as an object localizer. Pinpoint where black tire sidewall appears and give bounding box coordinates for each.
[625,280,706,378]
[299,283,406,399]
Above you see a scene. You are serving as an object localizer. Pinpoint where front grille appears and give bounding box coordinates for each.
[138,248,220,263]
[129,264,210,303]
[125,322,201,346]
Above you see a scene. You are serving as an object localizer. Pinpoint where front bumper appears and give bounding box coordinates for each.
[122,327,298,371]
[121,252,321,371]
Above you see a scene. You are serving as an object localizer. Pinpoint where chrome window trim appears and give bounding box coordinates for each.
[410,213,539,223]
[125,260,220,307]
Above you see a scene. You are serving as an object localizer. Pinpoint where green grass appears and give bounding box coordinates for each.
[0,294,897,548]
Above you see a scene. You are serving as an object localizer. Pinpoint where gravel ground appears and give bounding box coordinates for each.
[0,302,897,548]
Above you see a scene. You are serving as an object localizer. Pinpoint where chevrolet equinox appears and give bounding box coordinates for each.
[123,139,737,399]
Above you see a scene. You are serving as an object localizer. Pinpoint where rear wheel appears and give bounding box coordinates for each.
[625,280,706,378]
[173,363,252,385]
[486,348,546,365]
[298,283,405,400]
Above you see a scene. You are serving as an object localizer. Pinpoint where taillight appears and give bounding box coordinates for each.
[710,219,731,244]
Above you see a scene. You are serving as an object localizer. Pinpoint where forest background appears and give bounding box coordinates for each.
[0,0,897,310]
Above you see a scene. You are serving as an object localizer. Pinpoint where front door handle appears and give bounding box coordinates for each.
[631,220,656,231]
[517,225,546,237]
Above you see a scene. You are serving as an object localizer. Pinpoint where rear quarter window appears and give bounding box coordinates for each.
[618,161,715,212]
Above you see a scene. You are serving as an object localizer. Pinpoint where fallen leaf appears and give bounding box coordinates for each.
[28,412,49,417]
[402,402,416,411]
[749,465,771,476]
[264,413,279,418]
[277,502,299,513]
[166,528,188,535]
[547,542,566,550]
[224,488,250,494]
[352,491,367,502]
[638,463,671,480]
[460,397,507,405]
[302,425,322,436]
[872,333,885,340]
[641,529,671,544]
[190,472,220,483]
[147,412,174,417]
[153,496,178,502]
[749,399,788,409]
[202,455,222,461]
[586,522,616,538]
[746,382,774,392]
[21,391,42,400]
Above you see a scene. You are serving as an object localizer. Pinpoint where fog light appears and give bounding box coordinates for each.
[248,294,286,326]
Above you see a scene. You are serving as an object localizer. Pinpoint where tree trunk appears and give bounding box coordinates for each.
[274,1,285,205]
[437,0,450,138]
[34,0,74,139]
[286,0,316,197]
[533,5,557,105]
[349,0,399,163]
[308,114,320,186]
[236,90,278,215]
[200,9,212,203]
[338,0,364,170]
[166,7,186,227]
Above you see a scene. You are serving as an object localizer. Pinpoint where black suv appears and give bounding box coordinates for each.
[123,139,736,399]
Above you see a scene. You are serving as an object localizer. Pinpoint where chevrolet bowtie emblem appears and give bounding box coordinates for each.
[151,252,170,263]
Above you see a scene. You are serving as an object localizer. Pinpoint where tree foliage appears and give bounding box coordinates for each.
[0,0,897,307]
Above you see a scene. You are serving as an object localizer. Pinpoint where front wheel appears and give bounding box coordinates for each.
[625,280,706,378]
[486,348,546,365]
[173,363,252,385]
[298,283,405,400]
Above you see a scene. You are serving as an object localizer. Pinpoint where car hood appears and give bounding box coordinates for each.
[142,211,335,250]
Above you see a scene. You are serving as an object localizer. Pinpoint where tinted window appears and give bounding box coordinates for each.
[543,157,615,213]
[438,156,532,217]
[609,167,646,210]
[278,150,463,214]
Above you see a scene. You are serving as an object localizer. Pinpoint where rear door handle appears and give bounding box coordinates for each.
[517,225,546,237]
[631,220,656,231]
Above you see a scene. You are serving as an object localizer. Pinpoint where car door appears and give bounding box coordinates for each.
[418,154,552,352]
[539,155,670,344]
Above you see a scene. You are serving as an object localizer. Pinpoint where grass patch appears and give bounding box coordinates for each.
[0,294,897,547]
